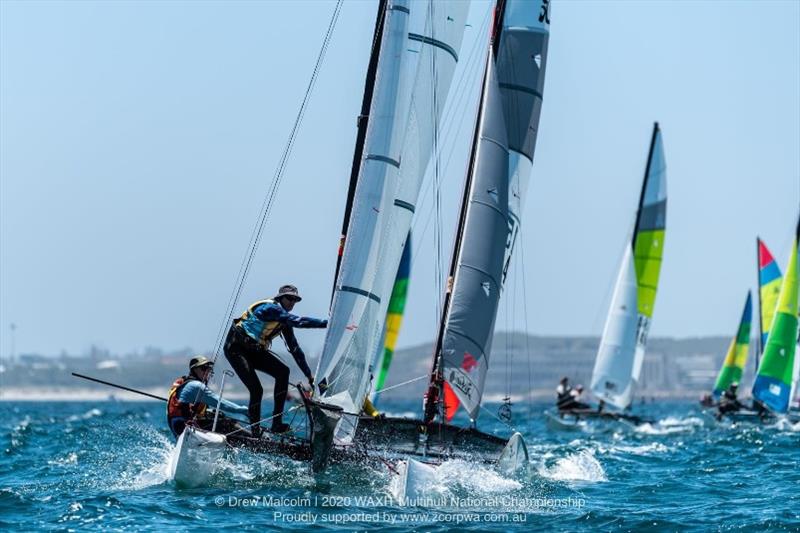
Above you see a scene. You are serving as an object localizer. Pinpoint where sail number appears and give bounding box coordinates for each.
[539,0,551,25]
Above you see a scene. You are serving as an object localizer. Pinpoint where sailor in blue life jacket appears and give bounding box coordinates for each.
[166,356,249,438]
[224,285,327,437]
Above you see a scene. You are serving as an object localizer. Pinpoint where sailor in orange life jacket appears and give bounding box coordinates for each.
[166,356,249,438]
[224,285,327,437]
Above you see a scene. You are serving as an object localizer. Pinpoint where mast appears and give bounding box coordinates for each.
[330,0,388,304]
[423,58,490,425]
[633,122,660,247]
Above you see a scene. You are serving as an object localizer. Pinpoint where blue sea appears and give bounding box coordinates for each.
[2,400,799,531]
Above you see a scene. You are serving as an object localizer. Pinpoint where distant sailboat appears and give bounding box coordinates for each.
[712,291,752,397]
[752,219,799,414]
[590,123,667,411]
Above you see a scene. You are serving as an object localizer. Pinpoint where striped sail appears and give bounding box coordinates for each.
[753,221,799,413]
[435,0,550,422]
[317,0,469,443]
[757,238,782,358]
[373,232,411,398]
[591,123,667,409]
[712,291,752,397]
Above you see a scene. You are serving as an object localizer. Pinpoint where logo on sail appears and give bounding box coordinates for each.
[539,0,551,25]
[462,352,478,373]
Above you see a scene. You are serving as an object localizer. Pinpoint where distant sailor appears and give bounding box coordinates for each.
[556,377,573,410]
[166,356,249,438]
[716,382,743,419]
[570,384,591,410]
[556,377,591,411]
[224,285,327,437]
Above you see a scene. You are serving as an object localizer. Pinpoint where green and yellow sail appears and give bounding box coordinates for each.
[713,291,752,397]
[752,220,799,413]
[373,233,411,399]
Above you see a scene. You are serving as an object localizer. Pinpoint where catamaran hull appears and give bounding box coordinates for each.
[391,431,527,500]
[169,426,227,488]
[355,416,513,464]
[544,409,651,430]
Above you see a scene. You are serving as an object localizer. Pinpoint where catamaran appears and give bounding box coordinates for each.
[164,0,553,484]
[546,122,666,430]
[313,0,551,480]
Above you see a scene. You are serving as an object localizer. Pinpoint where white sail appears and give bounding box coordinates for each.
[590,124,666,410]
[590,246,639,408]
[317,0,469,443]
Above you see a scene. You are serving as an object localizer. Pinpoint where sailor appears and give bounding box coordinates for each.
[556,377,574,411]
[166,356,249,438]
[699,393,715,408]
[717,382,743,418]
[569,384,591,410]
[224,285,327,437]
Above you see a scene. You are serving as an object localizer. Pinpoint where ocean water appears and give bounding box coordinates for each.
[2,400,799,531]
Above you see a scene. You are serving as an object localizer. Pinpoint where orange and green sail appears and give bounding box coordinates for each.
[373,233,411,398]
[752,220,799,413]
[713,291,752,397]
[756,238,782,362]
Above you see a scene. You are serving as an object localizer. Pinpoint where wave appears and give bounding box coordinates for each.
[538,449,607,483]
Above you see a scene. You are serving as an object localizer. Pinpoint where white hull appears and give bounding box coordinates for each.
[391,432,528,500]
[169,426,227,488]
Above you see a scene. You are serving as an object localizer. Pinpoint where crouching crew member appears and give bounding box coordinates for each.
[166,356,249,438]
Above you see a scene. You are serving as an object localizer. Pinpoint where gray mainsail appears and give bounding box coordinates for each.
[426,0,551,422]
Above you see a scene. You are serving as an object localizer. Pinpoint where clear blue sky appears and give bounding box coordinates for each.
[1,0,798,359]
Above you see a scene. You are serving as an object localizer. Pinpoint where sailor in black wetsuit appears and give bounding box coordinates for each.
[716,382,743,419]
[224,285,327,436]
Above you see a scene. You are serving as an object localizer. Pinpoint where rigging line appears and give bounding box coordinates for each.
[428,0,445,323]
[408,6,492,267]
[193,1,343,410]
[208,0,343,368]
[373,374,427,394]
[479,402,515,431]
[519,226,534,422]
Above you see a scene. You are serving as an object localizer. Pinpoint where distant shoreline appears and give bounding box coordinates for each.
[0,387,705,402]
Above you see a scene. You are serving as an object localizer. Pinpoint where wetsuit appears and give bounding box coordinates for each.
[224,300,326,431]
[717,389,743,417]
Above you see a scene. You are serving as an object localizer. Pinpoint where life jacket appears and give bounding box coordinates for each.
[237,299,284,347]
[166,375,207,436]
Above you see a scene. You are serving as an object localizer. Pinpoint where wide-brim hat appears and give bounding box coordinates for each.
[190,356,214,370]
[274,284,302,302]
